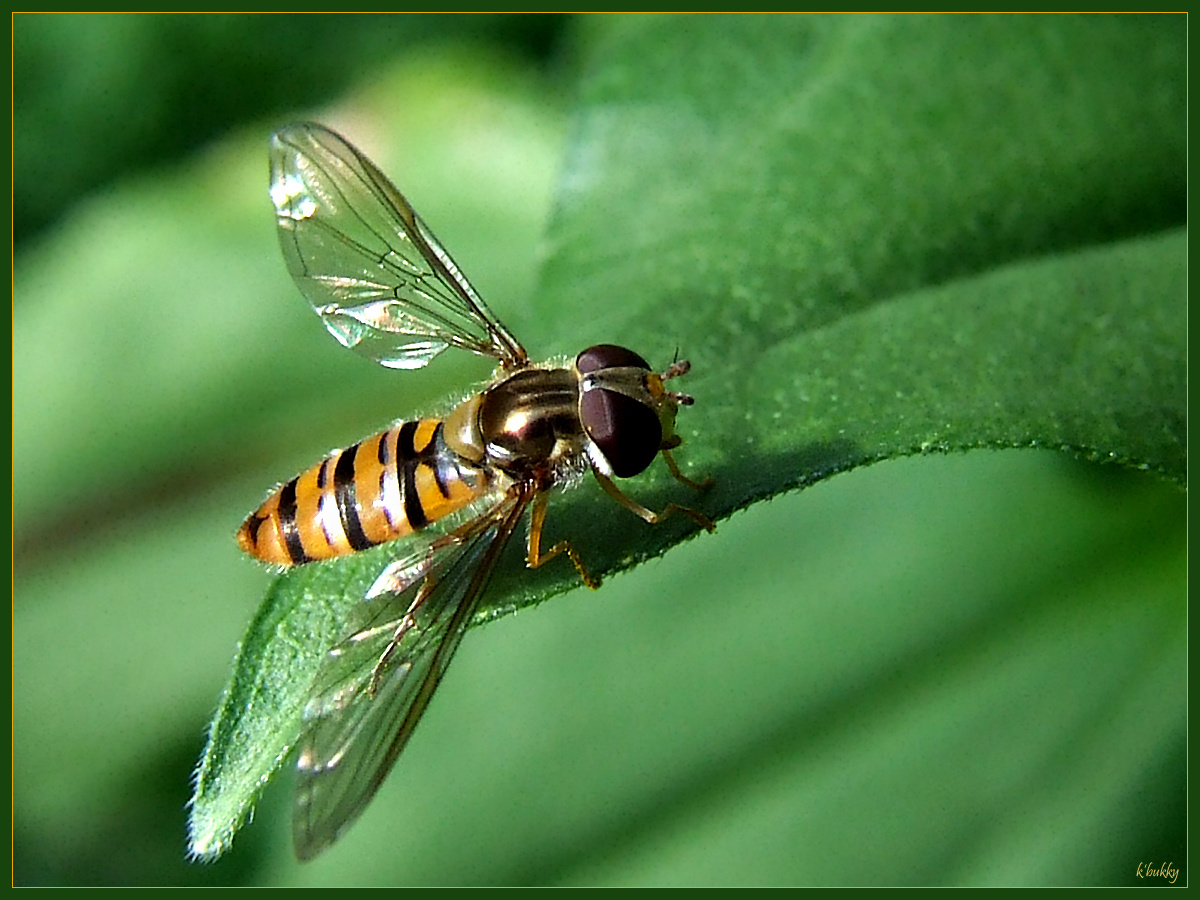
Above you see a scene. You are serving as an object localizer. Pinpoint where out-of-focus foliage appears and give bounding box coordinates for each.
[13,13,566,247]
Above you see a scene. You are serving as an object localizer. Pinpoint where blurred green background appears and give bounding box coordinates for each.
[13,14,1185,886]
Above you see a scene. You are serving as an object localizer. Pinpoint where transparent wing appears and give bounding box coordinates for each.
[292,489,529,861]
[269,122,526,369]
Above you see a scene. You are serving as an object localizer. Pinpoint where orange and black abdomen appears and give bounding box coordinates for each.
[238,419,484,566]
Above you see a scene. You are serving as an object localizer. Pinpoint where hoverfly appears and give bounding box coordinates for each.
[240,123,711,861]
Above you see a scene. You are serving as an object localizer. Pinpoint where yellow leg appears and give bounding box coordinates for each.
[368,580,431,694]
[527,488,601,589]
[661,446,713,493]
[593,470,715,533]
[367,497,518,689]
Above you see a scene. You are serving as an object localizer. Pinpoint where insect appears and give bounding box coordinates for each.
[240,123,712,861]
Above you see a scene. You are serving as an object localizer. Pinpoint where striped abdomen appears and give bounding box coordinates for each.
[238,419,485,566]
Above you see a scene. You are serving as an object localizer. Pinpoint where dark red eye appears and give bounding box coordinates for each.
[576,344,650,375]
[576,345,662,477]
[579,388,661,478]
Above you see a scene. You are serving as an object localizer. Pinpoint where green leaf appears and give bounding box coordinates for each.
[187,14,1185,875]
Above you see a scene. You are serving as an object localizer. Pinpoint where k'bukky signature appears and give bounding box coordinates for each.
[1136,861,1179,884]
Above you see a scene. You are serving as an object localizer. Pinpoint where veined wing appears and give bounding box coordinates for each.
[293,489,530,861]
[269,122,526,370]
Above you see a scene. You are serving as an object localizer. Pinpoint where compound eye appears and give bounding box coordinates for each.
[576,344,651,375]
[580,387,662,478]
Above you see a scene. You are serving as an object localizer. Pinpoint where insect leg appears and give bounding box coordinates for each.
[660,443,713,493]
[366,571,438,695]
[592,469,715,533]
[364,499,516,692]
[526,487,600,589]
